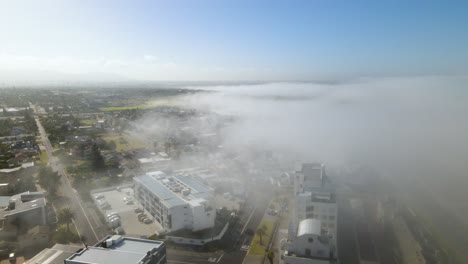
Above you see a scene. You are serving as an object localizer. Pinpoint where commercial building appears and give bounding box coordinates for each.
[292,164,337,244]
[283,219,337,264]
[284,163,338,264]
[133,171,215,232]
[27,235,166,264]
[65,235,166,264]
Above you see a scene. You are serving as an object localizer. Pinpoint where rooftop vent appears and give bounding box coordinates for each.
[182,188,191,196]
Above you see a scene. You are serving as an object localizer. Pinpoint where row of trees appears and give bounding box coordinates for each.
[37,166,61,197]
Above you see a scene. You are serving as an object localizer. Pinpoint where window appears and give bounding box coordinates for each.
[329,215,335,220]
[308,238,313,243]
[305,249,311,256]
[306,205,314,211]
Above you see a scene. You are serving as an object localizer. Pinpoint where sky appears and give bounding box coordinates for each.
[0,0,467,82]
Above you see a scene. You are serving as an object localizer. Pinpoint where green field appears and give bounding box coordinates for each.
[79,119,96,125]
[99,97,180,111]
[249,219,275,255]
[101,134,146,152]
[36,151,48,164]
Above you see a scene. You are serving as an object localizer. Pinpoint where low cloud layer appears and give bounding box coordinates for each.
[183,76,468,177]
[130,75,468,219]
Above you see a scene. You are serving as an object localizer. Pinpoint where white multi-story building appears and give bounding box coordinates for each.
[133,171,215,232]
[284,163,338,264]
[292,164,337,244]
[283,219,337,264]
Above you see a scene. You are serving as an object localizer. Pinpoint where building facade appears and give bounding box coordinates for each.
[283,219,337,264]
[133,171,215,232]
[284,163,338,264]
[0,191,48,228]
[292,164,337,245]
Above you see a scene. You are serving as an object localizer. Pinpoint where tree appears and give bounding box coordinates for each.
[256,225,267,245]
[267,251,275,264]
[38,166,61,197]
[58,207,74,233]
[108,140,117,151]
[90,143,105,170]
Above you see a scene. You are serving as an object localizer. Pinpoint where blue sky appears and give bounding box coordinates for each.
[0,0,467,81]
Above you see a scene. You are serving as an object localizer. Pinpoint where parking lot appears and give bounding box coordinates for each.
[92,187,163,237]
[214,193,241,211]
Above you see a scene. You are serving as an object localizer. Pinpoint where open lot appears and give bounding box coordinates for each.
[92,187,163,238]
[99,97,180,111]
[214,194,241,211]
[101,134,146,152]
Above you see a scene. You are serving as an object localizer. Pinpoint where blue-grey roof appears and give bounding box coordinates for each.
[66,247,144,264]
[66,237,164,264]
[134,174,187,207]
[108,236,163,253]
[174,175,211,194]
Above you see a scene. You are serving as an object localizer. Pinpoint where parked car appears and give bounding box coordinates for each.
[137,213,146,220]
[245,228,254,236]
[134,208,143,213]
[240,245,250,251]
[107,212,119,218]
[94,194,105,200]
[123,197,133,202]
[143,218,153,224]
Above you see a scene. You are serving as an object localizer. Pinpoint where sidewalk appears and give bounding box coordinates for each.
[243,199,284,264]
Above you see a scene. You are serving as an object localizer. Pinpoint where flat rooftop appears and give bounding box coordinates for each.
[134,171,212,207]
[0,191,46,219]
[66,236,164,264]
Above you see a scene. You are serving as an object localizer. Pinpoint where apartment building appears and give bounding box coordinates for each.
[133,171,215,232]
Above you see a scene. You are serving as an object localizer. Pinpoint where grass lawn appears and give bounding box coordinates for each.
[249,219,275,255]
[52,223,81,244]
[99,97,179,111]
[79,119,96,125]
[36,151,48,164]
[101,134,146,152]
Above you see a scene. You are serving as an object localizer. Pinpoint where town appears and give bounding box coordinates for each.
[0,87,457,264]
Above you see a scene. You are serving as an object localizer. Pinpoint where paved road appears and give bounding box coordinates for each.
[167,249,222,264]
[337,196,360,264]
[34,114,102,245]
[219,188,272,264]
